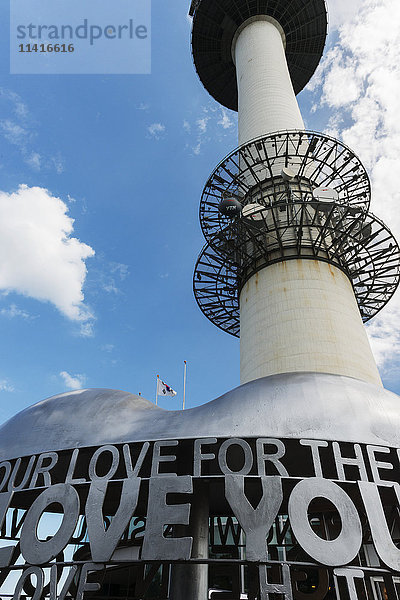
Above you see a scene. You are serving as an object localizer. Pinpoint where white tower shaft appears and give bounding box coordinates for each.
[233,18,381,386]
[234,18,305,146]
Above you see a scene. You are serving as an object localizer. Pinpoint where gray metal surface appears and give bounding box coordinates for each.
[169,483,209,600]
[259,563,293,599]
[193,131,400,337]
[333,569,365,600]
[225,475,282,561]
[358,481,400,571]
[86,478,140,562]
[1,372,400,460]
[141,476,193,560]
[199,131,371,242]
[288,478,362,566]
[20,483,80,564]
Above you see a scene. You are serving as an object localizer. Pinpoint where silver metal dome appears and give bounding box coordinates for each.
[1,372,400,460]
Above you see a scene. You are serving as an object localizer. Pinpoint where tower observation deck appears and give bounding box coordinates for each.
[192,0,400,386]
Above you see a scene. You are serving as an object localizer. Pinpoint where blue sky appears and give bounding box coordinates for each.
[0,0,399,424]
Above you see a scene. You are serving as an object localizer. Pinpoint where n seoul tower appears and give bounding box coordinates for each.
[192,0,400,388]
[2,4,400,600]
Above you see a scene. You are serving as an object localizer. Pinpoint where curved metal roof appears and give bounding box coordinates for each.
[0,372,399,460]
[191,0,328,111]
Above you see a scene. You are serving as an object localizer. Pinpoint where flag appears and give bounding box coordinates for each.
[157,378,177,397]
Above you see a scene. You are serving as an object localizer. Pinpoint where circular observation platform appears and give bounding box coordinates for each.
[199,131,371,244]
[191,0,328,111]
[193,208,400,337]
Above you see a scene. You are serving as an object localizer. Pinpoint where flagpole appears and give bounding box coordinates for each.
[183,361,187,410]
[155,374,159,406]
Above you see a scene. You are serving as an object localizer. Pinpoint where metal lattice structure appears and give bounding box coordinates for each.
[200,131,371,243]
[193,132,400,337]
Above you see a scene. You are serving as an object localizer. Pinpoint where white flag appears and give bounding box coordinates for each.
[157,378,177,397]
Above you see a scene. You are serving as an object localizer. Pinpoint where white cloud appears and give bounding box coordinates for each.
[0,185,95,324]
[51,155,65,174]
[190,117,208,154]
[308,0,400,370]
[79,322,95,338]
[196,117,209,133]
[103,282,119,294]
[147,123,166,139]
[366,304,400,370]
[0,379,14,392]
[0,304,31,319]
[0,120,28,146]
[110,262,129,280]
[183,104,237,155]
[327,0,364,32]
[101,344,114,352]
[217,108,234,130]
[60,371,86,391]
[98,261,129,296]
[0,88,64,174]
[192,141,201,155]
[25,152,41,171]
[0,89,28,120]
